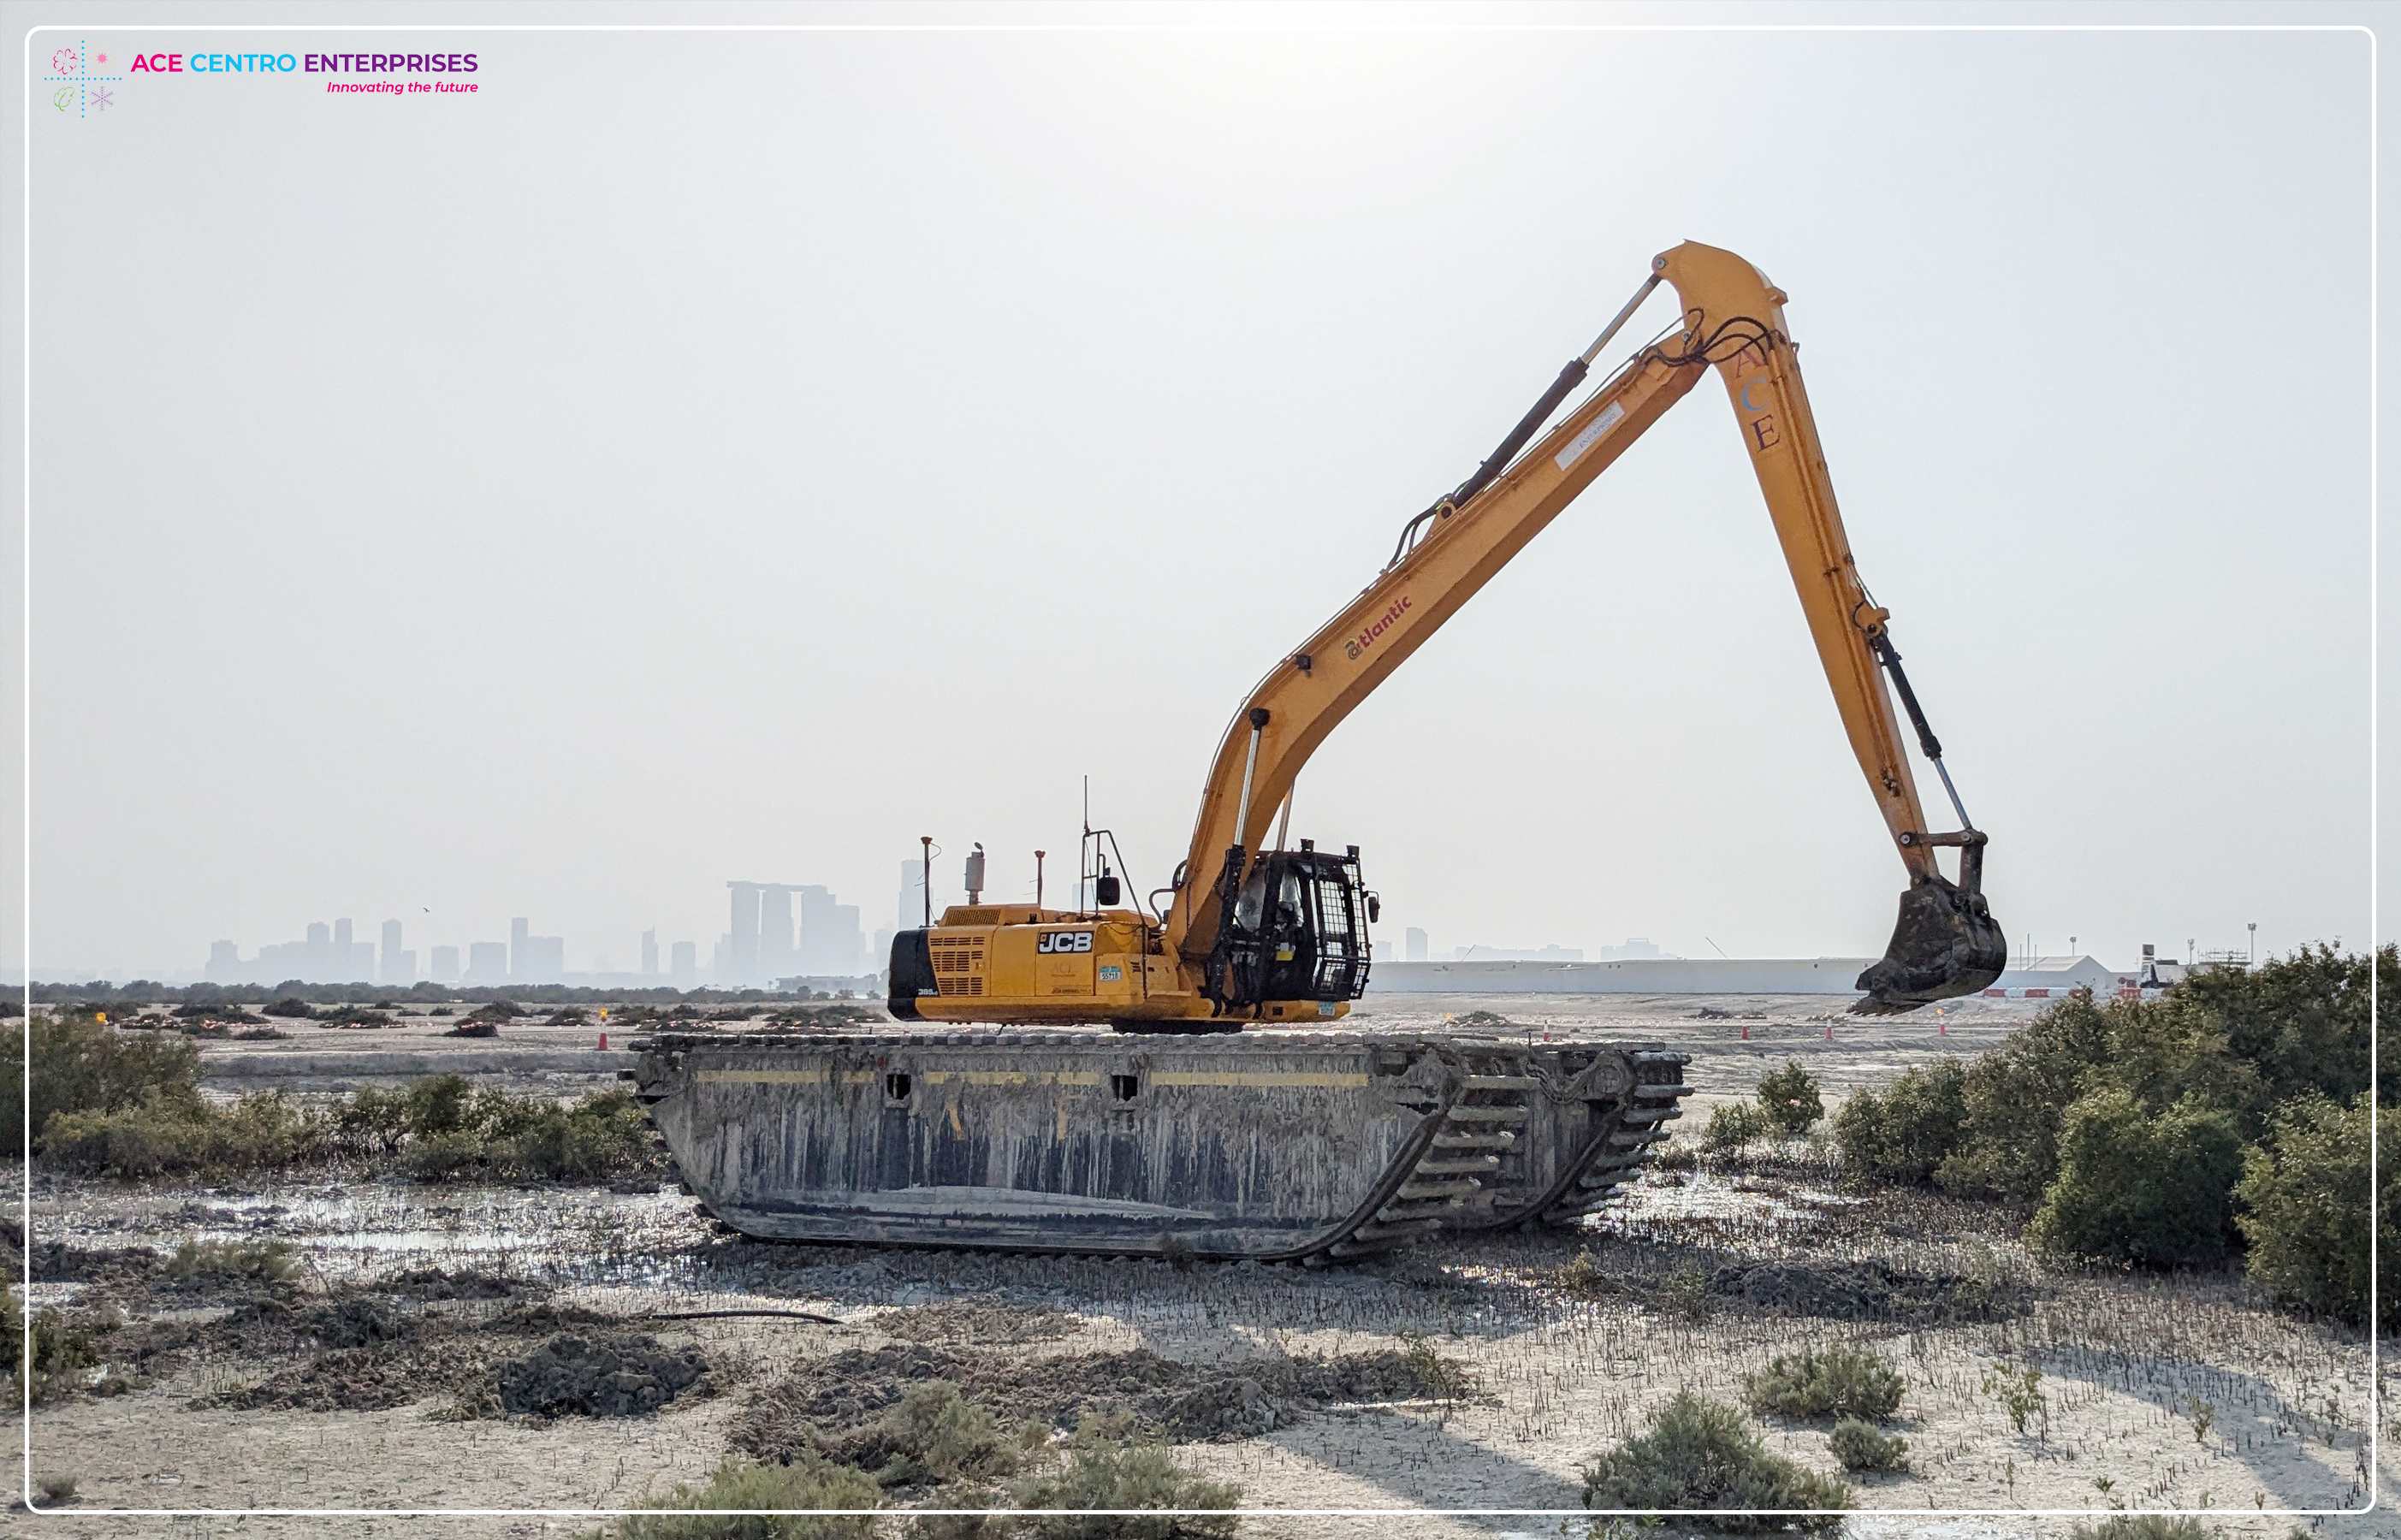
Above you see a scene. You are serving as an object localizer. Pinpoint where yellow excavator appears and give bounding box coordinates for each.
[889,240,2005,1029]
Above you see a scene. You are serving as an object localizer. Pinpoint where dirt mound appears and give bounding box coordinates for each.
[485,1301,618,1335]
[732,1342,1471,1457]
[1159,1375,1278,1436]
[1706,1259,2022,1322]
[32,1242,162,1285]
[384,1267,526,1300]
[200,1344,448,1413]
[496,1333,709,1418]
[307,1296,415,1350]
[877,1297,1079,1345]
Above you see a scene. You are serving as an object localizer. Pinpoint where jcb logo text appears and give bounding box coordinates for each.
[1036,931,1094,954]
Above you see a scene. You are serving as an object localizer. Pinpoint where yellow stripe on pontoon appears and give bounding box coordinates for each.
[1149,1071,1369,1087]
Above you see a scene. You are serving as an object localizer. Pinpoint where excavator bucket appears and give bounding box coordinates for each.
[1852,871,2007,1014]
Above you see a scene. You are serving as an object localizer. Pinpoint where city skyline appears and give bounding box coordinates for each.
[184,871,886,990]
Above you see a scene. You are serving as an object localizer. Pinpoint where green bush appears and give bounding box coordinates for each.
[261,998,318,1019]
[335,1075,653,1182]
[0,1021,20,1151]
[1006,1413,1239,1540]
[2028,1089,2245,1266]
[1753,1062,1824,1137]
[1827,1418,1908,1472]
[1934,992,2123,1204]
[42,1089,328,1178]
[2237,1092,2397,1330]
[1741,1345,1904,1422]
[1703,1102,1770,1152]
[615,1453,880,1540]
[1580,1392,1849,1532]
[1928,948,2380,1206]
[1833,1059,1966,1185]
[27,1013,204,1144]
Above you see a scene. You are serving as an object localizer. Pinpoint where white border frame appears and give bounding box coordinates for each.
[13,13,2383,1525]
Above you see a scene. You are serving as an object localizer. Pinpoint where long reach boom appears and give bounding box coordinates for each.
[1165,241,2003,1015]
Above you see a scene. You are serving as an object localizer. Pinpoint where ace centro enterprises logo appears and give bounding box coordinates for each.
[41,40,483,114]
[41,40,125,117]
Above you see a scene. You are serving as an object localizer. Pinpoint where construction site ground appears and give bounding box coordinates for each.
[9,992,2389,1537]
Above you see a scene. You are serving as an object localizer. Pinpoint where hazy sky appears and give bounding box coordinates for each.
[3,3,2389,980]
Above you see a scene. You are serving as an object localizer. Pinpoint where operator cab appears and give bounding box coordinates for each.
[1206,841,1376,1010]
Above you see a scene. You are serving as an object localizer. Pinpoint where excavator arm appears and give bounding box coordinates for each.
[1165,240,2004,1015]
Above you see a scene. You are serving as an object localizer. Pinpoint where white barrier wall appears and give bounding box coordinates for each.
[1364,958,1878,995]
[1364,954,2131,997]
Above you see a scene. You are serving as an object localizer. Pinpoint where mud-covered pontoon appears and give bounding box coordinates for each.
[630,1030,1690,1263]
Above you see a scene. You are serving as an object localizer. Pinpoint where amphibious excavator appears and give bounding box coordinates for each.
[631,241,2005,1260]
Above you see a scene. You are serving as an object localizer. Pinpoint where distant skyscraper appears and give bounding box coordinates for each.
[522,935,564,980]
[641,929,659,976]
[465,941,508,985]
[207,940,239,980]
[507,917,564,983]
[793,891,863,976]
[335,919,373,978]
[430,945,461,984]
[759,887,795,980]
[726,883,761,984]
[898,860,928,932]
[670,940,697,987]
[380,920,414,984]
[1405,927,1427,962]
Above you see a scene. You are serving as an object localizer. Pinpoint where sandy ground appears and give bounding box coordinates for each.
[10,993,2392,1537]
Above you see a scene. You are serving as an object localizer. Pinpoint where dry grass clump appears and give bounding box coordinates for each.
[1582,1392,1848,1532]
[2066,1519,2218,1540]
[1703,1103,1770,1153]
[1740,1344,1903,1422]
[1826,1417,1908,1472]
[163,1237,299,1288]
[1005,1412,1238,1540]
[613,1453,880,1539]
